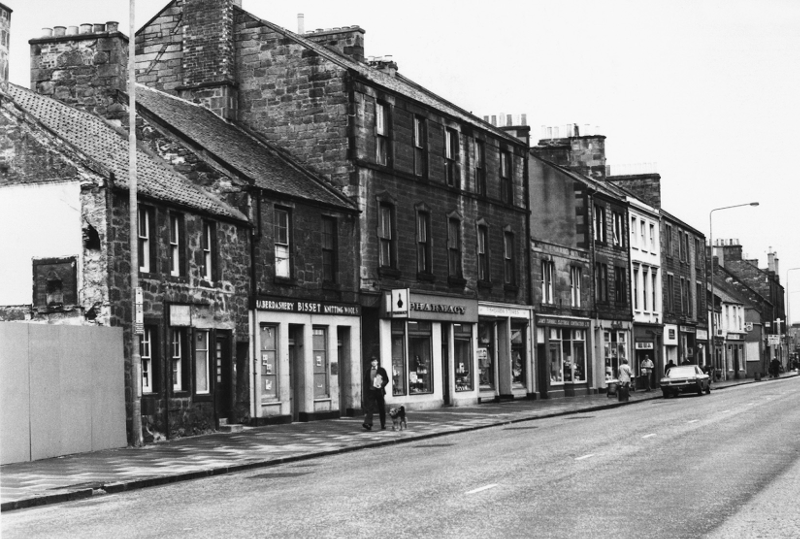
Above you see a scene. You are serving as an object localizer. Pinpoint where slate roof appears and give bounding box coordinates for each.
[241,11,525,146]
[135,85,355,210]
[2,83,247,221]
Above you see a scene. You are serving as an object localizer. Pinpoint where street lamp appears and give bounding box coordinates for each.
[787,267,800,369]
[708,202,759,381]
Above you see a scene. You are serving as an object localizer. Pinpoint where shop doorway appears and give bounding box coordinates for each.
[288,325,304,422]
[337,327,350,415]
[214,332,232,422]
[441,324,451,405]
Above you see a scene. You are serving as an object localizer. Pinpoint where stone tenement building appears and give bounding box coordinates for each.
[137,0,533,406]
[0,3,10,83]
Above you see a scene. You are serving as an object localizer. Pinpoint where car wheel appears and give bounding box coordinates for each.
[662,391,670,399]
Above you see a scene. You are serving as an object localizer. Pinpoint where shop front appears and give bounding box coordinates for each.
[535,315,592,398]
[633,323,662,390]
[250,296,362,424]
[664,324,679,370]
[726,332,746,379]
[380,290,479,409]
[696,329,708,368]
[478,303,534,401]
[595,320,634,393]
[679,324,698,364]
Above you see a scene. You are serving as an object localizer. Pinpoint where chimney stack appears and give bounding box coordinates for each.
[0,3,11,83]
[298,13,305,34]
[305,26,365,63]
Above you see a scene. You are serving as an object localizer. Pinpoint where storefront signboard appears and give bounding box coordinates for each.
[767,335,781,346]
[479,304,531,319]
[254,296,361,316]
[635,341,655,350]
[535,316,590,328]
[696,329,708,340]
[407,292,478,322]
[726,333,744,341]
[664,324,678,345]
[679,325,696,333]
[170,304,192,327]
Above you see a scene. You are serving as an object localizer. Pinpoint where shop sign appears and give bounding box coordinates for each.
[726,333,743,341]
[635,341,655,350]
[170,304,192,327]
[536,316,590,328]
[767,335,781,346]
[696,329,708,340]
[744,322,753,332]
[385,288,410,318]
[664,325,678,345]
[385,292,478,321]
[479,304,531,318]
[679,325,696,333]
[254,296,361,316]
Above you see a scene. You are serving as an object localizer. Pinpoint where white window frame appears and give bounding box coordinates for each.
[376,102,389,166]
[379,204,394,268]
[633,264,640,311]
[570,266,582,307]
[195,329,210,395]
[138,207,150,272]
[275,207,291,278]
[542,260,554,304]
[141,327,153,394]
[169,213,181,276]
[202,221,213,281]
[172,329,183,392]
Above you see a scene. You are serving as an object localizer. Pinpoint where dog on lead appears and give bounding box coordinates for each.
[389,406,407,431]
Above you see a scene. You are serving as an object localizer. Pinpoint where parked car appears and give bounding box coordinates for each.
[660,365,711,398]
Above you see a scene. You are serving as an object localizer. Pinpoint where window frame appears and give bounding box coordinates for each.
[274,206,292,279]
[194,329,211,395]
[168,212,184,277]
[500,150,512,204]
[595,262,609,303]
[201,220,216,282]
[477,223,490,283]
[503,230,516,286]
[413,115,427,178]
[416,209,432,276]
[542,260,554,304]
[614,266,626,305]
[447,216,463,281]
[444,127,459,188]
[138,206,155,274]
[375,101,390,166]
[313,326,330,399]
[570,266,582,307]
[141,326,156,394]
[612,211,625,248]
[665,224,673,256]
[474,139,486,197]
[594,204,607,244]
[321,216,337,284]
[378,203,396,269]
[170,327,187,393]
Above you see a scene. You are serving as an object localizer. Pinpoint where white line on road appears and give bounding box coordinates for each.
[575,454,596,461]
[466,484,498,495]
[643,434,657,439]
[688,420,699,423]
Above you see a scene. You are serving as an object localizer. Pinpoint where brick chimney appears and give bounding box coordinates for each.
[0,3,11,83]
[305,26,365,63]
[29,22,127,118]
[177,0,240,120]
[532,127,607,180]
[713,239,743,266]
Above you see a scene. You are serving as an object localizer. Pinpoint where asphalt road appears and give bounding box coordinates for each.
[3,379,799,539]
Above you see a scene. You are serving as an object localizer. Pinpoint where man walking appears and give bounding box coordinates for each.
[363,355,389,431]
[640,354,654,392]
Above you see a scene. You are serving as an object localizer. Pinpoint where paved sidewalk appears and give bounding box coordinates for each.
[1,374,792,512]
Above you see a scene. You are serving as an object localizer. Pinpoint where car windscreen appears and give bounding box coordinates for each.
[666,366,697,378]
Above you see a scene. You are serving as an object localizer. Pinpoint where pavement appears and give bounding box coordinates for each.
[2,373,796,512]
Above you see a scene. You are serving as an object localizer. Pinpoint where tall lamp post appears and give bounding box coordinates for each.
[708,202,759,381]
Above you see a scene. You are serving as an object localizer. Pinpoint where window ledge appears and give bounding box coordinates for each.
[417,272,436,283]
[274,276,297,286]
[322,282,341,291]
[477,280,493,290]
[448,276,467,288]
[379,267,401,279]
[503,283,519,293]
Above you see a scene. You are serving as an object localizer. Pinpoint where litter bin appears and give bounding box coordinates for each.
[606,379,619,398]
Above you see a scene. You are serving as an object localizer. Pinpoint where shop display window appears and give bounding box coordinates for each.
[260,325,279,400]
[313,327,329,398]
[604,331,628,380]
[478,322,495,390]
[409,321,433,394]
[391,321,406,396]
[511,323,527,388]
[454,323,473,391]
[549,328,586,384]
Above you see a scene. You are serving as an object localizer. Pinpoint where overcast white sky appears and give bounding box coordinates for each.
[5,0,800,322]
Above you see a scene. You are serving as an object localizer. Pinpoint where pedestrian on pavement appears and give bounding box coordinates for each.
[363,355,389,431]
[769,357,781,379]
[617,358,633,402]
[640,355,654,392]
[665,360,676,375]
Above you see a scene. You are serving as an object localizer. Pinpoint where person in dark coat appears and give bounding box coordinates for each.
[769,357,781,378]
[363,355,389,430]
[665,360,676,375]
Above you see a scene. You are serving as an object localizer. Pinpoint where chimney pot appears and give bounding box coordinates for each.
[93,23,105,33]
[53,26,66,37]
[297,13,305,34]
[67,26,78,36]
[106,21,119,33]
[42,28,54,37]
[80,23,92,34]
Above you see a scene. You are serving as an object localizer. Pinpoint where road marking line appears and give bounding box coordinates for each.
[575,454,596,461]
[466,484,498,495]
[643,434,656,439]
[688,420,699,423]
[721,410,730,413]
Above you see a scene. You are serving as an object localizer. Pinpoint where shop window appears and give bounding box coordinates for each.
[478,322,496,390]
[409,321,433,394]
[391,320,407,396]
[140,326,157,394]
[375,101,390,166]
[570,266,582,307]
[195,329,210,395]
[511,322,527,388]
[260,325,279,400]
[313,327,329,398]
[274,207,292,278]
[171,327,188,392]
[549,328,586,384]
[475,139,486,196]
[454,323,474,392]
[414,115,427,178]
[321,216,337,283]
[604,330,628,381]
